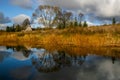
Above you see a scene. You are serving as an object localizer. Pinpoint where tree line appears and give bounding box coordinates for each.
[32,5,88,29]
[6,18,30,32]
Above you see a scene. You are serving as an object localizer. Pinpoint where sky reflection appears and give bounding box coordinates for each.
[0,46,120,80]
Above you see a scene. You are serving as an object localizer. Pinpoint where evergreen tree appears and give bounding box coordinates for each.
[6,26,10,32]
[74,17,78,27]
[79,21,82,27]
[15,24,21,32]
[15,24,22,32]
[83,21,88,27]
[11,24,15,32]
[112,17,116,25]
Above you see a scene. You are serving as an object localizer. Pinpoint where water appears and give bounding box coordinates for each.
[0,46,120,80]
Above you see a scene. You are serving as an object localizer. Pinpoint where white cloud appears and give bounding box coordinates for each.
[37,0,120,22]
[87,21,96,26]
[11,0,120,24]
[11,0,33,9]
[0,24,7,30]
[12,14,30,24]
[77,56,120,80]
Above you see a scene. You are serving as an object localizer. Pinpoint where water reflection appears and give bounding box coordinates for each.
[4,45,120,72]
[0,51,11,62]
[0,45,120,80]
[31,50,87,72]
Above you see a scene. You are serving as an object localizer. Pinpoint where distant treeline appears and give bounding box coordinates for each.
[6,18,30,32]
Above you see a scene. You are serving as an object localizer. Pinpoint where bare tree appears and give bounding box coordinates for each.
[56,10,73,29]
[32,5,60,28]
[78,13,84,22]
[78,13,84,27]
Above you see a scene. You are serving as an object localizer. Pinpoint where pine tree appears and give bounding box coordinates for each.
[112,17,116,25]
[15,24,21,32]
[74,17,78,27]
[12,24,15,32]
[79,21,82,27]
[83,21,88,27]
[6,26,10,32]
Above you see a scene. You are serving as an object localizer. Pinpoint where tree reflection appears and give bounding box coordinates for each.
[6,46,32,58]
[22,50,32,57]
[111,57,116,64]
[31,50,60,72]
[5,45,120,73]
[31,50,87,73]
[71,55,86,66]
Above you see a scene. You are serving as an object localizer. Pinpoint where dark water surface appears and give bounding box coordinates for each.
[0,46,120,80]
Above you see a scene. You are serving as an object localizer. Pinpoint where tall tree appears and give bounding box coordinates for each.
[74,17,78,27]
[32,5,60,28]
[78,13,84,27]
[56,10,73,29]
[78,13,84,22]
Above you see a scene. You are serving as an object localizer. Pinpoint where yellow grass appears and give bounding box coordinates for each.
[0,24,120,47]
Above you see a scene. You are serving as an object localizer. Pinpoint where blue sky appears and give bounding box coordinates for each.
[0,0,120,28]
[0,0,34,22]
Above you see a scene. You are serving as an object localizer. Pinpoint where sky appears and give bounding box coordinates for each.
[0,0,120,28]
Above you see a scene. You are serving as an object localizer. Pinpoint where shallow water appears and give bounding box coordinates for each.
[0,46,120,80]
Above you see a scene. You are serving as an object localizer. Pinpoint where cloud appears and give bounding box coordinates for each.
[7,55,120,80]
[77,56,120,80]
[38,0,120,17]
[0,12,11,24]
[87,21,96,26]
[37,0,120,23]
[0,24,7,30]
[12,14,30,24]
[11,0,33,9]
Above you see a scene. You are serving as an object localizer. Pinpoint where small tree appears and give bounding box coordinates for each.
[11,24,15,32]
[83,21,88,27]
[112,17,116,25]
[15,24,21,32]
[6,26,10,32]
[6,26,15,32]
[79,21,82,27]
